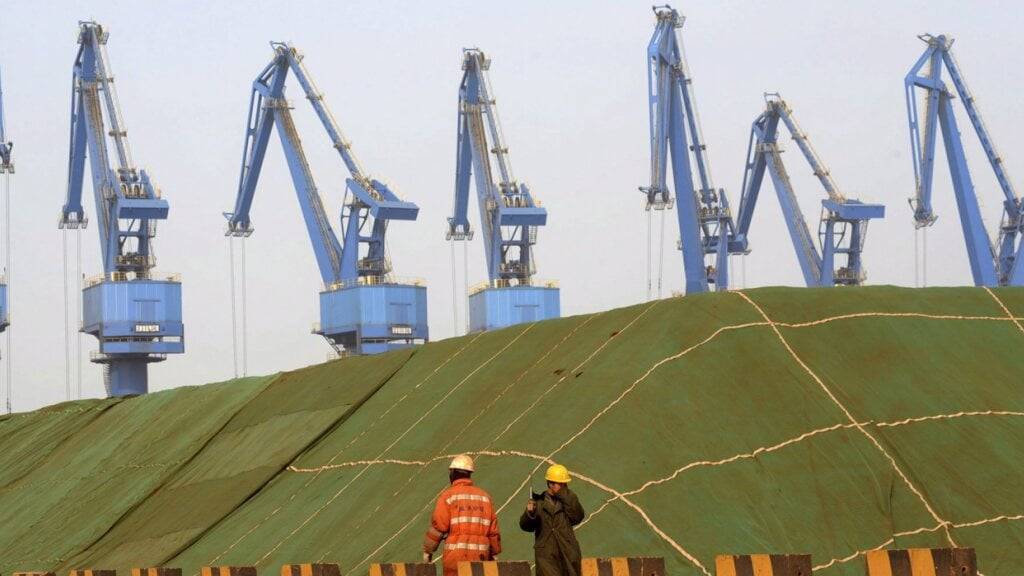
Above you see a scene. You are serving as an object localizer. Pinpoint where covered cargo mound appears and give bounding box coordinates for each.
[0,286,1021,576]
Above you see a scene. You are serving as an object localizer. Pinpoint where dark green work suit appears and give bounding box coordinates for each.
[519,487,586,576]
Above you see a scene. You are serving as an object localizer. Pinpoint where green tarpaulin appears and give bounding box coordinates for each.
[0,286,1021,576]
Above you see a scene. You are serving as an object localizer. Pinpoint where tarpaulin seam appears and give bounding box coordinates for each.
[811,514,1024,572]
[63,377,283,573]
[329,315,579,573]
[0,399,123,494]
[193,351,425,571]
[736,290,957,547]
[331,315,600,567]
[493,300,669,508]
[485,312,608,446]
[340,308,653,576]
[442,313,601,452]
[328,333,486,465]
[251,325,535,568]
[497,319,772,514]
[983,287,1024,336]
[199,336,479,565]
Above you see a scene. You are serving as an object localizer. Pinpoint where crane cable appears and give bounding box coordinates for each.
[922,227,928,287]
[75,227,81,399]
[62,230,70,401]
[229,237,238,379]
[657,209,666,299]
[240,238,248,376]
[449,237,458,337]
[645,209,652,301]
[2,171,10,413]
[463,240,469,335]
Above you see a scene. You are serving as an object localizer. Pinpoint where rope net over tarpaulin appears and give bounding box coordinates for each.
[0,286,1021,576]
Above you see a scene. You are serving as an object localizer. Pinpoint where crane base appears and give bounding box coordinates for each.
[318,283,428,355]
[469,286,560,333]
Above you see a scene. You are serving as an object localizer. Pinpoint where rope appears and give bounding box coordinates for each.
[229,237,238,379]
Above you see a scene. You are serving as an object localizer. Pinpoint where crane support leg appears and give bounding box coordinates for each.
[937,98,999,286]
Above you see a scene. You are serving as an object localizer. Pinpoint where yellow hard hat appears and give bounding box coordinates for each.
[545,464,571,483]
[449,454,475,472]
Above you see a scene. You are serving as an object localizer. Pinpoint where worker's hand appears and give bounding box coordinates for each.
[526,499,536,514]
[423,552,432,563]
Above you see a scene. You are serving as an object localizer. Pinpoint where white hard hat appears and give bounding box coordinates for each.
[449,454,475,472]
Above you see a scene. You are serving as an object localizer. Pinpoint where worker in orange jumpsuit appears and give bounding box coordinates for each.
[423,455,501,576]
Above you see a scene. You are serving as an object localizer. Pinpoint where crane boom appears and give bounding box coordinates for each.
[905,33,1023,286]
[643,5,741,294]
[448,49,559,333]
[225,43,426,355]
[736,95,884,286]
[58,22,183,396]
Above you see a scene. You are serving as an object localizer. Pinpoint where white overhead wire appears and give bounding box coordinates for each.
[657,209,666,299]
[450,238,458,337]
[462,240,469,335]
[229,237,239,379]
[646,209,652,301]
[62,231,70,401]
[76,227,82,399]
[241,238,248,377]
[3,171,10,413]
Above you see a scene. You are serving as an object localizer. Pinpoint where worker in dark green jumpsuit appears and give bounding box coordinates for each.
[519,464,585,576]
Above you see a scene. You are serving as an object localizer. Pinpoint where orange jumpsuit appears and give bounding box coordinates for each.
[423,478,501,576]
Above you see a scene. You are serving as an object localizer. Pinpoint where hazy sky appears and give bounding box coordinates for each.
[1,0,1021,411]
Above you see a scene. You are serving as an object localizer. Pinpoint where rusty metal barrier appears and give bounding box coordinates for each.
[715,554,811,576]
[368,564,436,576]
[581,557,665,576]
[281,565,340,576]
[865,548,976,576]
[456,561,530,576]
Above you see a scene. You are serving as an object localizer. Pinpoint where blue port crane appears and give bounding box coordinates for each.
[0,68,12,332]
[643,5,744,295]
[448,49,559,332]
[905,34,1024,286]
[225,42,427,355]
[735,94,885,286]
[59,22,184,397]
